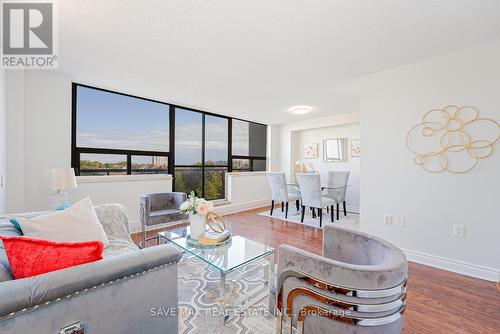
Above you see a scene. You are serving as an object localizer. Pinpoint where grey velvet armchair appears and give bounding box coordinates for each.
[140,192,188,248]
[272,224,408,334]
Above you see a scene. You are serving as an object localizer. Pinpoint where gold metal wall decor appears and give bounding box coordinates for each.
[406,105,499,173]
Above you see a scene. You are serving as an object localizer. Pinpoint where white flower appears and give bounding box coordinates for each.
[180,201,191,211]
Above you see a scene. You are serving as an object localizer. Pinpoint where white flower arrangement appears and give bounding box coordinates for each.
[180,191,214,216]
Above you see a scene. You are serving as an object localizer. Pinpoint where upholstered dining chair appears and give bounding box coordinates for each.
[272,224,408,334]
[296,173,335,226]
[324,171,350,220]
[139,192,188,248]
[267,172,300,219]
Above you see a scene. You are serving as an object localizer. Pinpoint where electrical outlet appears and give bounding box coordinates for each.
[384,215,393,225]
[453,225,465,238]
[396,216,405,227]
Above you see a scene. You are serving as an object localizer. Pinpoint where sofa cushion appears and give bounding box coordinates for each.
[17,198,110,248]
[8,201,71,232]
[0,236,103,279]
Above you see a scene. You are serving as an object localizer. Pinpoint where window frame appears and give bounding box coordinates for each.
[71,83,267,199]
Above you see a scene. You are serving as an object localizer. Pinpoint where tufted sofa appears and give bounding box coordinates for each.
[0,203,182,334]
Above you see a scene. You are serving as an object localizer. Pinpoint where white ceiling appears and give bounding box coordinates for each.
[56,0,500,124]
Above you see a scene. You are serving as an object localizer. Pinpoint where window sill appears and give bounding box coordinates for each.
[77,174,173,183]
[226,171,266,177]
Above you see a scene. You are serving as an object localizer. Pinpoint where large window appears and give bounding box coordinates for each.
[72,83,267,199]
[232,119,267,171]
[73,85,169,176]
[174,110,229,200]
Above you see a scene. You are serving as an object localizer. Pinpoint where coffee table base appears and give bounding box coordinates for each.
[218,254,275,324]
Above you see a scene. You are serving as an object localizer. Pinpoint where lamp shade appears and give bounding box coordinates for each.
[45,168,78,192]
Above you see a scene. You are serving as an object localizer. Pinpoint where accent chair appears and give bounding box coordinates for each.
[267,172,300,219]
[272,224,408,334]
[140,192,188,248]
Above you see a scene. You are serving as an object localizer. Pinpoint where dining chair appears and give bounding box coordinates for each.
[267,172,300,219]
[296,173,335,226]
[325,171,350,220]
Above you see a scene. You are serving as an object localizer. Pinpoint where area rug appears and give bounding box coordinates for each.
[257,207,359,229]
[178,258,276,333]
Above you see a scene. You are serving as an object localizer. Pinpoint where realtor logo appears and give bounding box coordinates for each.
[1,1,57,68]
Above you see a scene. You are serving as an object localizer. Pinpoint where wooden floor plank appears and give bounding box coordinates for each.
[131,206,500,333]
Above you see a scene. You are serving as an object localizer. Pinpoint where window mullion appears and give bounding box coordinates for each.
[127,155,132,175]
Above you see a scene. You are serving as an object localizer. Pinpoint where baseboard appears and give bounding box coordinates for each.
[403,248,500,282]
[346,205,359,214]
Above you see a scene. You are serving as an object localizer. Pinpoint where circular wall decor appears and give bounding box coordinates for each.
[406,105,499,173]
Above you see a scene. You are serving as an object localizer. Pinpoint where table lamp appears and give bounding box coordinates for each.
[45,168,78,207]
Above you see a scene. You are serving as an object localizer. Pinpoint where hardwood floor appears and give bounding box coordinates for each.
[132,207,500,334]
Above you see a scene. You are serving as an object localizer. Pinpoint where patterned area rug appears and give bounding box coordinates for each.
[178,258,276,333]
[257,208,359,229]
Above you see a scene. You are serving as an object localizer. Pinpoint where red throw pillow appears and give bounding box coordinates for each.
[0,236,103,279]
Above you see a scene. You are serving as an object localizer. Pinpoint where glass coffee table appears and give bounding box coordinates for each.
[158,227,275,323]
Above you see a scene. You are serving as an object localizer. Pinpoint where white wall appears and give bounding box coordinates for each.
[5,70,175,217]
[293,123,360,212]
[360,41,500,281]
[0,70,6,214]
[222,172,271,214]
[275,113,360,180]
[5,71,24,213]
[69,175,173,231]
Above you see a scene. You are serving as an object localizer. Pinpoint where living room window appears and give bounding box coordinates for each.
[73,84,170,176]
[72,83,267,199]
[231,119,267,171]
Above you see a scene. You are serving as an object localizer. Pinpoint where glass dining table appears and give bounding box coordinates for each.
[286,183,350,191]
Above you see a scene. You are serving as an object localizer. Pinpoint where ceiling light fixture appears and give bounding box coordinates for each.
[289,106,313,115]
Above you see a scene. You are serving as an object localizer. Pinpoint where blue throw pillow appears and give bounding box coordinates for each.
[9,201,72,233]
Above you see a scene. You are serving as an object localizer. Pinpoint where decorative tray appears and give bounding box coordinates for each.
[186,234,232,248]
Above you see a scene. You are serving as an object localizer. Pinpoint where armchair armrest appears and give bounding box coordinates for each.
[0,244,182,318]
[278,244,406,291]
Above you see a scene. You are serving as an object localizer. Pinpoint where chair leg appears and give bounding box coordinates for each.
[326,206,329,213]
[318,208,323,227]
[301,205,305,223]
[331,205,334,222]
[295,199,300,211]
[336,203,340,220]
[343,201,347,216]
[285,202,289,219]
[140,221,146,249]
[312,208,316,218]
[270,200,274,216]
[281,202,284,212]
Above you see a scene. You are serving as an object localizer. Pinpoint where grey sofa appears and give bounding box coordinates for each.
[272,224,408,334]
[0,204,182,334]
